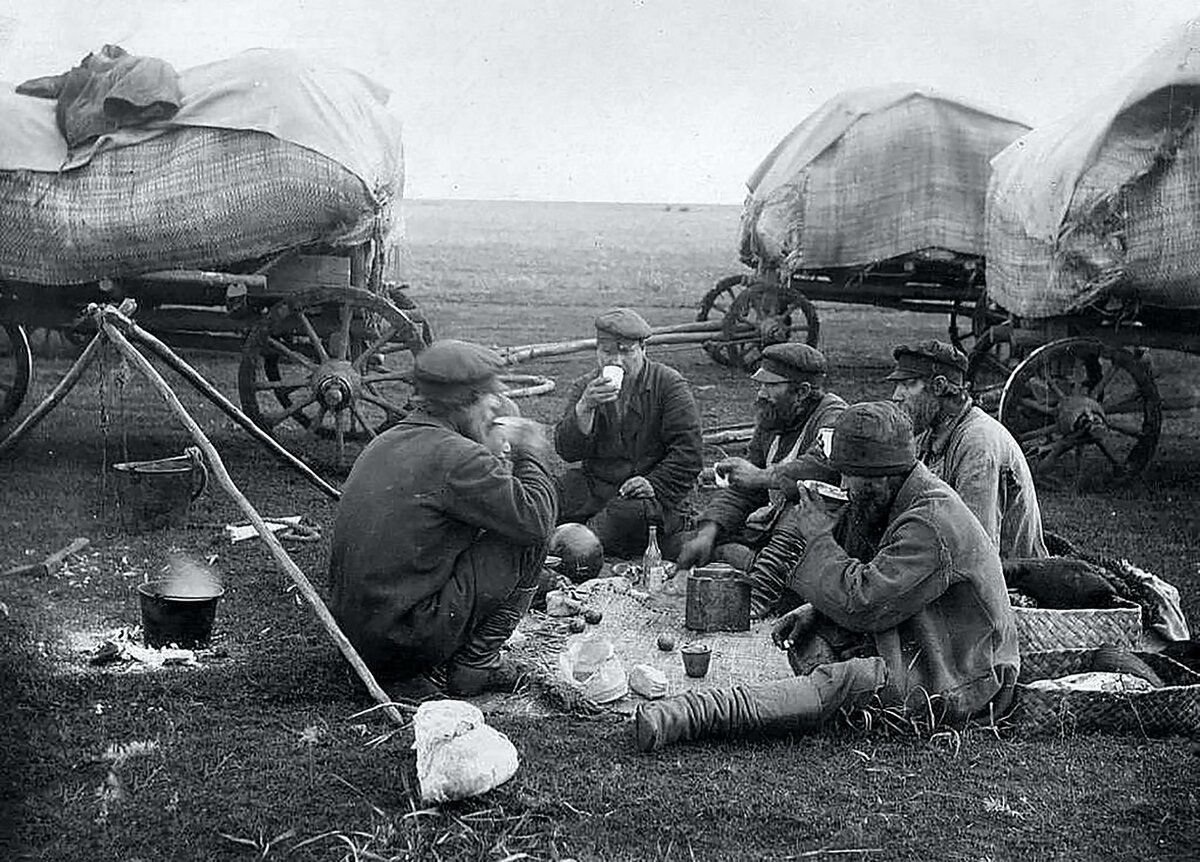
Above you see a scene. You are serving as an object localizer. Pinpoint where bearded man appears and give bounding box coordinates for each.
[329,340,558,697]
[555,308,703,558]
[676,342,845,614]
[635,402,1019,752]
[888,339,1047,559]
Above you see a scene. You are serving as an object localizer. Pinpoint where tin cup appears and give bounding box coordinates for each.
[681,643,712,678]
[601,364,625,389]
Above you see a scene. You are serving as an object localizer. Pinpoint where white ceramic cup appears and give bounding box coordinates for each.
[818,427,834,458]
[602,364,625,389]
[713,465,730,487]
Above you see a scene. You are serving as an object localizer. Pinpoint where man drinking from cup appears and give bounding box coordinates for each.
[555,307,703,559]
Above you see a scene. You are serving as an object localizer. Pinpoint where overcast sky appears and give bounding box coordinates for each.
[2,1,1197,203]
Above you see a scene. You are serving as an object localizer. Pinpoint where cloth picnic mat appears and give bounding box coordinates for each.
[505,572,796,716]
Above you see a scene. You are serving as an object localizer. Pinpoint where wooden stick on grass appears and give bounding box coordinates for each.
[99,314,409,726]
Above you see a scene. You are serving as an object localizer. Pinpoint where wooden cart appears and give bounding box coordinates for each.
[0,241,432,466]
[695,253,997,369]
[965,299,1200,486]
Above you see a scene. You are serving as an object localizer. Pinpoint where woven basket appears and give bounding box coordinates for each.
[1013,598,1142,653]
[1013,649,1200,736]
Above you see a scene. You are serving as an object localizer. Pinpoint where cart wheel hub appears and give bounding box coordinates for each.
[759,315,790,344]
[1056,395,1106,437]
[312,360,359,410]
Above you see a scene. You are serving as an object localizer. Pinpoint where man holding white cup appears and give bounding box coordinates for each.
[555,307,704,559]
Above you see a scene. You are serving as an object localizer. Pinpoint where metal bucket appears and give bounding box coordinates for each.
[112,447,208,532]
[685,564,751,632]
[138,580,224,648]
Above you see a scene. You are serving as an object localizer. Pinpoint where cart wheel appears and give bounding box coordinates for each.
[948,297,1006,356]
[1,323,32,429]
[966,323,1022,414]
[238,287,431,465]
[716,280,820,370]
[696,274,750,366]
[998,338,1161,487]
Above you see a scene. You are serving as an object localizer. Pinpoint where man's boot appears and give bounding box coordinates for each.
[446,583,538,696]
[634,656,886,752]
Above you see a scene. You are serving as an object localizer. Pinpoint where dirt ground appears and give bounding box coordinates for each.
[2,200,1200,860]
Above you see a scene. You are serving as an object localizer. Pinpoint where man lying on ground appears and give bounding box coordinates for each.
[555,307,703,559]
[888,339,1048,559]
[329,340,558,698]
[676,342,846,616]
[635,401,1019,751]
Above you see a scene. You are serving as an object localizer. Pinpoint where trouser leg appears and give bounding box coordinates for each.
[588,496,667,559]
[745,517,807,618]
[447,537,546,672]
[634,656,887,752]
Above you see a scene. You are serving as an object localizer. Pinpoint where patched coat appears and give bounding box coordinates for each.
[792,463,1020,721]
[918,401,1048,559]
[703,392,846,539]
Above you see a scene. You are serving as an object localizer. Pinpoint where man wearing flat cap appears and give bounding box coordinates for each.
[888,339,1047,559]
[555,307,703,558]
[677,342,846,615]
[635,401,1019,752]
[330,339,558,697]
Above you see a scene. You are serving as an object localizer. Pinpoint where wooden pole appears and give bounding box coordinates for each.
[101,308,341,501]
[0,331,105,459]
[99,318,408,726]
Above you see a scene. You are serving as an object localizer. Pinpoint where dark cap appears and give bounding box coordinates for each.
[885,340,968,385]
[751,343,828,384]
[595,307,653,341]
[413,339,505,389]
[829,401,917,477]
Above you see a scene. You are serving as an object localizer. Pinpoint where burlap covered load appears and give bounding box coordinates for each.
[987,17,1200,318]
[738,85,1029,274]
[0,49,404,285]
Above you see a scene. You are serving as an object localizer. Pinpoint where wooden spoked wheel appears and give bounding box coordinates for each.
[697,278,820,370]
[967,324,1022,415]
[998,338,1161,486]
[0,323,32,429]
[948,296,1006,357]
[238,287,431,464]
[696,274,751,366]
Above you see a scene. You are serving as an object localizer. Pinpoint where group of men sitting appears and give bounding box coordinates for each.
[328,307,1045,752]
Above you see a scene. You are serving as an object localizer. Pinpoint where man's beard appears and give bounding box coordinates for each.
[756,395,801,431]
[900,390,940,435]
[846,484,892,548]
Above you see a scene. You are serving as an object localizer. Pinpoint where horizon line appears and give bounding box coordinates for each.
[404,196,743,207]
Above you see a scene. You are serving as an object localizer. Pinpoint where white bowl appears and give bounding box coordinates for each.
[800,479,848,503]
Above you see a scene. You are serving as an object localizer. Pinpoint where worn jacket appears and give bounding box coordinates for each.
[704,392,846,539]
[329,410,558,658]
[555,359,703,513]
[791,463,1020,721]
[919,401,1048,559]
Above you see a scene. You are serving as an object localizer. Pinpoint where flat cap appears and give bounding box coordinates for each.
[829,401,917,477]
[751,342,828,384]
[413,339,505,388]
[885,340,968,384]
[594,307,653,341]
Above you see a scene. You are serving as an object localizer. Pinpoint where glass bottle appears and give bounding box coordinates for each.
[643,525,666,591]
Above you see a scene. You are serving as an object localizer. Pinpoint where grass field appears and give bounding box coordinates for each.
[2,199,1200,861]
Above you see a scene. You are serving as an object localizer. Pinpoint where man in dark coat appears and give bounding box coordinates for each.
[555,308,703,558]
[677,342,846,614]
[635,402,1018,751]
[329,340,558,697]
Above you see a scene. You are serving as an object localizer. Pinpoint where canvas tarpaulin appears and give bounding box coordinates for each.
[0,48,404,285]
[987,18,1200,318]
[739,85,1029,274]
